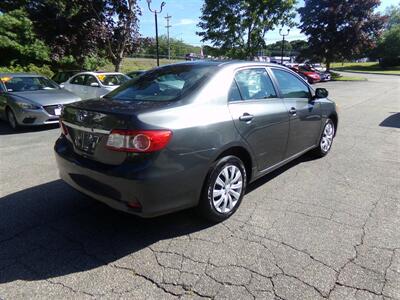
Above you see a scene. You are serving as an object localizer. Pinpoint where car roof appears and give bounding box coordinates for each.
[74,71,125,76]
[158,60,290,70]
[0,73,43,77]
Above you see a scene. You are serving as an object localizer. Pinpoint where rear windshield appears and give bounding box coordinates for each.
[97,74,129,86]
[104,64,216,102]
[1,76,59,92]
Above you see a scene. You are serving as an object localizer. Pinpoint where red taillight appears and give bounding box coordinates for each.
[59,120,68,135]
[106,130,172,152]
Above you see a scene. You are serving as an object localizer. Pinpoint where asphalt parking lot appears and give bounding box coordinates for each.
[0,73,399,299]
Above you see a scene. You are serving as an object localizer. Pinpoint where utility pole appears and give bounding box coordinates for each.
[279,28,290,65]
[165,14,172,60]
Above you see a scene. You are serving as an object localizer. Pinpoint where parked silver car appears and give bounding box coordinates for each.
[0,73,81,129]
[61,72,130,100]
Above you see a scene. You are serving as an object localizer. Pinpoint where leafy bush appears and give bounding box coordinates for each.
[0,64,54,78]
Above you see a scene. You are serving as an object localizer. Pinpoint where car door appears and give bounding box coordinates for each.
[66,74,86,98]
[84,75,101,99]
[228,67,290,171]
[270,68,322,158]
[0,80,7,120]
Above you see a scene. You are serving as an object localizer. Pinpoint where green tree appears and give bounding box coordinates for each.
[376,25,400,67]
[197,0,296,59]
[386,4,400,30]
[137,36,201,59]
[97,0,141,71]
[1,0,108,70]
[0,9,50,66]
[299,0,386,70]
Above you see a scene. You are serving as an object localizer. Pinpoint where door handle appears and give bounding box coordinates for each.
[289,107,297,115]
[239,113,254,122]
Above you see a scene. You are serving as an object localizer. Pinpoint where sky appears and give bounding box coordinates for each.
[139,0,399,46]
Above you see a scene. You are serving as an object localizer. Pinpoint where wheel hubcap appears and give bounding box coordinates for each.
[212,165,243,214]
[320,122,334,152]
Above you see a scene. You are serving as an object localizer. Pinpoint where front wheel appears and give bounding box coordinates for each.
[313,119,335,157]
[7,108,19,130]
[199,156,247,222]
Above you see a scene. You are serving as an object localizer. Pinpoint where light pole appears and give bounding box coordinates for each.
[147,0,166,67]
[165,14,172,60]
[279,28,290,65]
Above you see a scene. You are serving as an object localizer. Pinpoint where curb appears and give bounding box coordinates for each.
[332,69,400,77]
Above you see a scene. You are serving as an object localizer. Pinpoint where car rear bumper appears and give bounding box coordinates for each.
[54,136,204,217]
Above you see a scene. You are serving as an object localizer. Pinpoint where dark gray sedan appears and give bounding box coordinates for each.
[0,73,81,129]
[55,61,338,222]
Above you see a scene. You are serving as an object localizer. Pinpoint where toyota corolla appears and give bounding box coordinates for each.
[55,61,338,222]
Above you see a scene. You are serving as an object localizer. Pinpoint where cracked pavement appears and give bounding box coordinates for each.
[0,72,399,299]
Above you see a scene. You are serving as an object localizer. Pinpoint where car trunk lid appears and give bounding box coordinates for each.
[61,98,174,165]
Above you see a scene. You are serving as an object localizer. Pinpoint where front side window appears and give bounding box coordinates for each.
[85,75,99,86]
[97,74,128,86]
[233,68,277,100]
[104,64,216,102]
[272,69,311,98]
[1,76,58,92]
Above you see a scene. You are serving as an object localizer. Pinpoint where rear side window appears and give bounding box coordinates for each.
[233,68,277,101]
[228,81,242,101]
[70,75,86,85]
[104,64,216,102]
[272,69,311,98]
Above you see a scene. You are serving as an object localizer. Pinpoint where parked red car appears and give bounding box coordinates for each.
[289,65,321,84]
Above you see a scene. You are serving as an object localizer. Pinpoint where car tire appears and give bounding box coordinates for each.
[199,155,247,222]
[313,118,335,157]
[6,108,19,130]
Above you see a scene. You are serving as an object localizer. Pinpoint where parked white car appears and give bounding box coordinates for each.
[311,63,326,72]
[61,72,130,100]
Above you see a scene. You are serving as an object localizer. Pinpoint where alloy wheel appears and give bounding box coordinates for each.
[320,122,334,152]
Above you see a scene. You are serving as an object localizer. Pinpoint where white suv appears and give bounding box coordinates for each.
[61,72,129,100]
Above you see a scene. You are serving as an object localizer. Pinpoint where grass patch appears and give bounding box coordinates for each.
[331,62,400,75]
[330,71,367,81]
[103,57,184,73]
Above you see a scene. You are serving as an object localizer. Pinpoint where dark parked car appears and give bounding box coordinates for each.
[0,73,81,129]
[52,70,82,84]
[55,61,338,222]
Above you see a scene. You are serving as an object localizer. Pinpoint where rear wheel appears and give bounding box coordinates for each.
[7,108,19,130]
[313,119,335,157]
[199,155,247,222]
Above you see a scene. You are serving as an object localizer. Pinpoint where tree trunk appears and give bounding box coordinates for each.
[114,59,122,72]
[326,61,331,71]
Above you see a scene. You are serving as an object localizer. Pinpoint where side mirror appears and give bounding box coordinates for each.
[90,82,100,87]
[315,88,328,99]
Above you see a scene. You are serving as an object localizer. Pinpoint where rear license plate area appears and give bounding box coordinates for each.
[73,131,101,154]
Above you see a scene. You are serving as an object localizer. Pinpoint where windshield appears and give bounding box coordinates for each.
[1,76,59,92]
[97,74,129,86]
[104,64,216,102]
